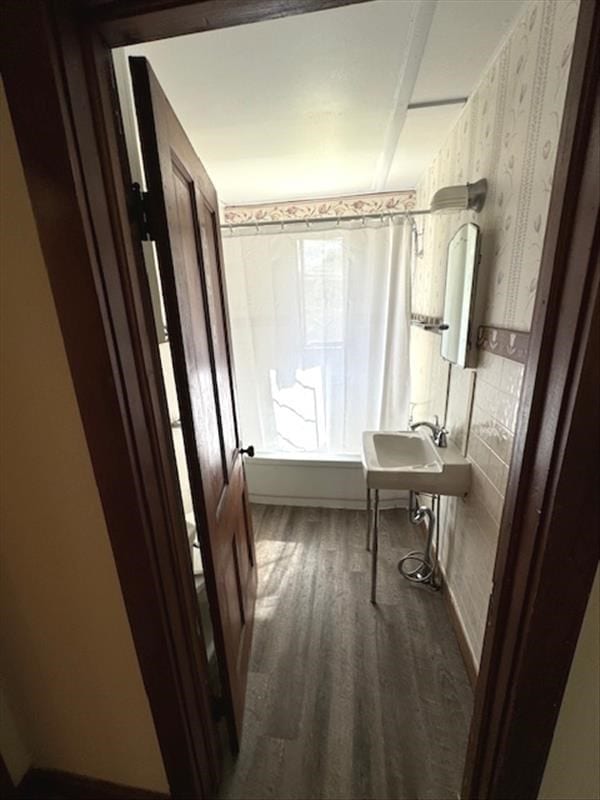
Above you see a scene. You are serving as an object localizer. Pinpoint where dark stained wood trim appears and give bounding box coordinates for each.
[463,0,600,797]
[1,2,221,797]
[0,753,16,799]
[128,54,257,751]
[2,1,598,799]
[477,325,529,364]
[87,29,223,790]
[18,768,169,800]
[1,2,368,798]
[87,0,370,47]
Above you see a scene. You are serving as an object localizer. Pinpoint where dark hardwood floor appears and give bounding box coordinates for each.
[219,505,473,800]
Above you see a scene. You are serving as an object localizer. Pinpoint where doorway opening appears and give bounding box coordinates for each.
[107,1,581,796]
[3,0,596,798]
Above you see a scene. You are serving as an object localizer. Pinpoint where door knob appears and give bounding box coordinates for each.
[240,445,255,457]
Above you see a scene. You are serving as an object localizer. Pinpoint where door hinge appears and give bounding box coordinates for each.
[131,182,154,241]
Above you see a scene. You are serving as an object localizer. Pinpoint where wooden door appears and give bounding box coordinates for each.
[130,57,257,749]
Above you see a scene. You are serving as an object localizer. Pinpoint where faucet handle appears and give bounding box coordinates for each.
[435,426,449,447]
[433,414,440,428]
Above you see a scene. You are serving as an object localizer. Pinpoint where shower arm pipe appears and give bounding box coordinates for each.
[220,208,432,231]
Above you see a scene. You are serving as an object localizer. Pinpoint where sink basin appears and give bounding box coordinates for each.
[361,429,471,495]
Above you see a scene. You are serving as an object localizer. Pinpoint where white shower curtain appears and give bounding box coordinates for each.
[223,219,411,456]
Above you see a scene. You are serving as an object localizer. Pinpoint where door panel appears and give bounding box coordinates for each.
[169,158,225,518]
[130,56,257,748]
[197,200,239,475]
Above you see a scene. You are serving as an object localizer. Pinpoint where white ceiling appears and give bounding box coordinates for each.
[123,0,523,205]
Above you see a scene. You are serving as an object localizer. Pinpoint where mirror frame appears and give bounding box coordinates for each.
[441,222,481,368]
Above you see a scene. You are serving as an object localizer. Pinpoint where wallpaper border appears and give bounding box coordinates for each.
[223,191,416,225]
[477,325,530,363]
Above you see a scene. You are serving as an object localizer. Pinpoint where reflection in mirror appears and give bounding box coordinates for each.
[441,223,481,368]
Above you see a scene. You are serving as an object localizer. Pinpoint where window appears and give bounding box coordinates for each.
[299,239,345,349]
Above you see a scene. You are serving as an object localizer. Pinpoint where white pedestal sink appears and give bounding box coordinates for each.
[362,429,471,495]
[361,429,471,603]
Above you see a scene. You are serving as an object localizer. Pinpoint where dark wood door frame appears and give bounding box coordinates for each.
[462,1,600,795]
[1,2,598,799]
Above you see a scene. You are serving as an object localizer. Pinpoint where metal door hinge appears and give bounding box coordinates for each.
[131,182,154,241]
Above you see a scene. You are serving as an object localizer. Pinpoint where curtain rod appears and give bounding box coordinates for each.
[220,208,432,230]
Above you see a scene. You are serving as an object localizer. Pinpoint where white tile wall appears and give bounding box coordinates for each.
[446,365,476,455]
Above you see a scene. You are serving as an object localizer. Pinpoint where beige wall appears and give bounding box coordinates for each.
[539,569,600,800]
[0,681,31,784]
[0,82,168,792]
[410,0,579,665]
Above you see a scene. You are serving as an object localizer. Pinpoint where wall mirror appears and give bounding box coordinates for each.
[441,223,481,368]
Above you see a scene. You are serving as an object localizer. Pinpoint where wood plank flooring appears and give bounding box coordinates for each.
[219,505,473,800]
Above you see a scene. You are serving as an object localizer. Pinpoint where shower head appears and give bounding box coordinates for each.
[429,179,488,214]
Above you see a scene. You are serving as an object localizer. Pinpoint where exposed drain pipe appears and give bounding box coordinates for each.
[398,490,440,589]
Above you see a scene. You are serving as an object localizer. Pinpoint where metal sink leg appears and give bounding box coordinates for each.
[366,487,372,551]
[370,489,379,604]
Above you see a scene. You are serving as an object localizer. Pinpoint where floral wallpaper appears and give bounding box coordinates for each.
[223,190,416,226]
[412,0,578,332]
[410,0,579,667]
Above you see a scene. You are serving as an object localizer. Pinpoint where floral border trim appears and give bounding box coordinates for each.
[413,320,530,360]
[477,325,530,363]
[223,190,416,225]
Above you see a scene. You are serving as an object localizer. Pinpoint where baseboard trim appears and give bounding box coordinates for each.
[413,518,478,688]
[250,494,407,510]
[441,581,478,688]
[18,768,169,799]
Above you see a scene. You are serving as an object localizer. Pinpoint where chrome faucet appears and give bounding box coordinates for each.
[410,415,448,448]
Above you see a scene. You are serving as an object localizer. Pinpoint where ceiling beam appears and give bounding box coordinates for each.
[371,0,437,193]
